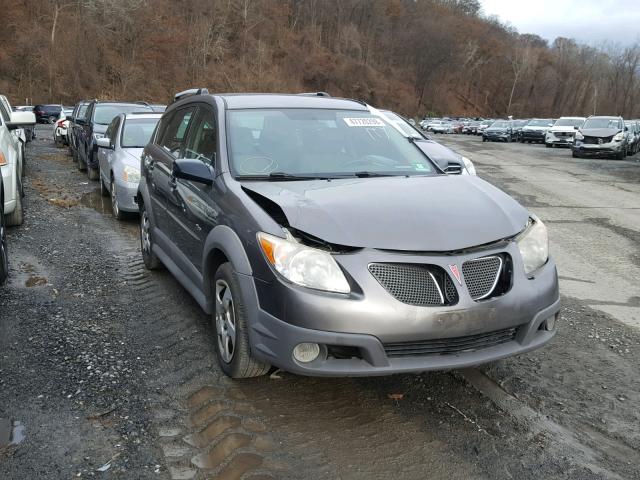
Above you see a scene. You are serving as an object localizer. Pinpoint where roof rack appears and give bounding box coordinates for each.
[174,88,209,103]
[297,92,331,97]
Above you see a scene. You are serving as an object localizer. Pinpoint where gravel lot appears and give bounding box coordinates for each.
[0,126,638,479]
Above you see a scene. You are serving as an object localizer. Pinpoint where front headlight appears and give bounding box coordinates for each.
[461,156,476,175]
[613,132,624,141]
[574,131,584,140]
[257,231,350,293]
[122,165,140,183]
[516,217,549,274]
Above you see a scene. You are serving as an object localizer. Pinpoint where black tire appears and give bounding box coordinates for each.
[0,197,8,284]
[5,178,24,227]
[482,137,486,142]
[88,164,99,181]
[20,143,26,177]
[139,201,162,270]
[213,262,271,378]
[615,150,625,160]
[77,151,87,171]
[572,151,580,158]
[545,143,551,148]
[100,176,109,197]
[110,178,125,220]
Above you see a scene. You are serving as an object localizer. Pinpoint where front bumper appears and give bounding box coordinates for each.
[521,131,546,141]
[572,141,624,156]
[114,181,140,212]
[244,243,560,376]
[546,133,574,145]
[484,132,510,141]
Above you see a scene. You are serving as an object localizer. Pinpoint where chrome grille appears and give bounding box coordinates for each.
[384,327,517,357]
[462,256,503,300]
[369,263,444,306]
[583,135,612,144]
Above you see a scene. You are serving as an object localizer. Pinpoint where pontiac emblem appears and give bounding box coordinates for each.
[449,264,462,285]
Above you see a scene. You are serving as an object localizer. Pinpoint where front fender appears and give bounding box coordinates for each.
[202,225,253,312]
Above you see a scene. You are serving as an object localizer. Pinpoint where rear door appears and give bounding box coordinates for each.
[146,106,197,251]
[167,105,218,275]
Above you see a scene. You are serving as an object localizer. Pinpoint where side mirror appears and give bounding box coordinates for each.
[173,158,214,185]
[76,118,86,126]
[574,126,579,130]
[624,126,628,131]
[96,137,112,149]
[7,111,35,130]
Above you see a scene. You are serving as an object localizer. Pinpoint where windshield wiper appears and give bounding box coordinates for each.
[238,172,337,181]
[352,171,397,178]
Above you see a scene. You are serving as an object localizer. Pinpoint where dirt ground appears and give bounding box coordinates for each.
[0,125,638,480]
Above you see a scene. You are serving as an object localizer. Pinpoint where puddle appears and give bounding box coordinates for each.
[25,275,48,287]
[81,188,113,215]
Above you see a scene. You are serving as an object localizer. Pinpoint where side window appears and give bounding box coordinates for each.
[159,107,196,159]
[0,102,10,123]
[78,104,88,120]
[105,117,120,146]
[184,107,217,166]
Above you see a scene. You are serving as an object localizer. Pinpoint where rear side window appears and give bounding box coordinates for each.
[158,107,196,158]
[77,104,89,119]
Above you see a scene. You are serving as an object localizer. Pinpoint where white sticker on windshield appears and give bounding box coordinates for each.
[343,117,385,127]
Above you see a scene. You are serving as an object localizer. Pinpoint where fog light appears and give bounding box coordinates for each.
[293,343,320,363]
[544,315,557,331]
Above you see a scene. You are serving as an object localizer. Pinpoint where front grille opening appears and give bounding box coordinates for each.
[384,327,518,357]
[368,263,458,306]
[327,345,363,360]
[462,254,512,301]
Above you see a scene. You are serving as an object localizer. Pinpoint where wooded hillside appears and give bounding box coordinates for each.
[1,0,639,118]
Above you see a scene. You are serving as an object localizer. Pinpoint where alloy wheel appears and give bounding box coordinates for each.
[140,210,151,254]
[215,280,236,364]
[110,180,119,218]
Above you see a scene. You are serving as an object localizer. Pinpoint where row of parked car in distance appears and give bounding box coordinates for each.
[422,115,640,160]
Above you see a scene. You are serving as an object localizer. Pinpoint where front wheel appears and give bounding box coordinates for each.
[140,202,162,270]
[214,263,271,378]
[0,204,8,284]
[5,178,24,227]
[110,179,125,220]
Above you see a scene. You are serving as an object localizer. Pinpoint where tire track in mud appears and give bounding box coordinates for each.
[99,222,282,480]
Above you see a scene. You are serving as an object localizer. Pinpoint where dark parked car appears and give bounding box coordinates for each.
[136,89,559,379]
[68,101,90,163]
[520,119,553,143]
[572,116,628,159]
[482,120,515,142]
[33,104,63,124]
[77,100,154,179]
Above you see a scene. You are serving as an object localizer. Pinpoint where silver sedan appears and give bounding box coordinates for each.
[97,112,161,219]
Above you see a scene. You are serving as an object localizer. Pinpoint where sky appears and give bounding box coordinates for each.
[480,0,640,46]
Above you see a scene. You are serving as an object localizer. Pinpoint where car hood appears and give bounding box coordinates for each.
[486,128,507,132]
[523,125,549,131]
[579,128,620,137]
[550,126,577,133]
[242,176,529,251]
[122,148,144,166]
[413,140,461,170]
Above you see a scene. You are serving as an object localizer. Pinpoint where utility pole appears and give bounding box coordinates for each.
[593,86,597,115]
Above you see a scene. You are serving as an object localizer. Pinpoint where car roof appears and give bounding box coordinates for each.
[588,115,620,119]
[123,112,162,119]
[216,93,367,111]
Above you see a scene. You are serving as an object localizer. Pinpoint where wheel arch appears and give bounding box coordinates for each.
[202,225,253,312]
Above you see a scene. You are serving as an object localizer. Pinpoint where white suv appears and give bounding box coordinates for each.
[0,95,35,226]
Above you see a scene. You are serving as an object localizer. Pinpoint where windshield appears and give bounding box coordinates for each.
[380,111,424,139]
[528,119,552,127]
[228,109,437,178]
[490,121,509,128]
[554,118,584,127]
[93,104,152,125]
[121,117,159,148]
[583,118,622,129]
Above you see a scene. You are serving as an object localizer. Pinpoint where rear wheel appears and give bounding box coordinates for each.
[100,176,109,196]
[140,201,162,270]
[213,263,271,378]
